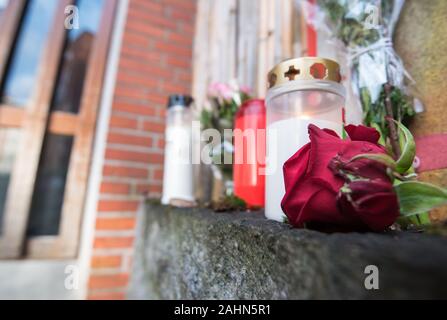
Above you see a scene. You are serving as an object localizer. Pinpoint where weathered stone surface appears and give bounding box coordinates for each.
[129,202,447,299]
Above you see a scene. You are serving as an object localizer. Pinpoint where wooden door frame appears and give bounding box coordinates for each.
[26,0,118,258]
[0,0,74,259]
[0,0,118,259]
[0,0,27,82]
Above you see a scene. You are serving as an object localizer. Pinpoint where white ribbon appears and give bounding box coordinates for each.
[348,37,415,85]
[348,37,393,63]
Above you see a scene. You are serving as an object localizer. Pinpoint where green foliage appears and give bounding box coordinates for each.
[318,0,381,47]
[394,182,447,217]
[349,121,445,223]
[361,86,415,141]
[350,153,397,170]
[393,120,416,174]
[210,195,247,212]
[201,88,250,175]
[317,0,416,148]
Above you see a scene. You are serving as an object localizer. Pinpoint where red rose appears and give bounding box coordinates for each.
[281,124,399,232]
[338,180,399,232]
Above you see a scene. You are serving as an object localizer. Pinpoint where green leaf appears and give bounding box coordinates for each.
[408,212,431,226]
[350,153,397,170]
[371,122,386,146]
[393,120,416,174]
[394,181,447,216]
[342,127,348,140]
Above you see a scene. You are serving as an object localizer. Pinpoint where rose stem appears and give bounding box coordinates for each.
[384,83,401,159]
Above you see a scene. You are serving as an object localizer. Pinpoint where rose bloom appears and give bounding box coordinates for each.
[281,124,399,232]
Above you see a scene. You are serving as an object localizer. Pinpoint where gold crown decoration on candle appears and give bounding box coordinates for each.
[267,57,342,89]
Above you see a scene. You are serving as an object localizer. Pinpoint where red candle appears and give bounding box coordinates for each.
[233,99,266,208]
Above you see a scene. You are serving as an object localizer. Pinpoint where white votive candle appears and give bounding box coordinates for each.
[265,57,346,222]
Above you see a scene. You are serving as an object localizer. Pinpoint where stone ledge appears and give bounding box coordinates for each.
[128,202,447,299]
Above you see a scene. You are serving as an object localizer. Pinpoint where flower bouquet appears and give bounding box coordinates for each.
[302,0,417,159]
[200,81,251,196]
[281,122,447,232]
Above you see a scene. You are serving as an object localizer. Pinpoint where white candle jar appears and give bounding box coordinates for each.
[265,57,346,222]
[161,95,195,205]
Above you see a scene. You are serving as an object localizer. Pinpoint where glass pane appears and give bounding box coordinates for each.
[0,0,9,19]
[27,134,73,236]
[0,0,58,107]
[0,128,21,234]
[51,0,105,113]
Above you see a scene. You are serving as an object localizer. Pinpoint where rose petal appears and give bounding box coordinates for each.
[283,178,339,227]
[345,124,381,144]
[354,192,400,231]
[307,125,346,188]
[349,180,393,200]
[283,143,311,191]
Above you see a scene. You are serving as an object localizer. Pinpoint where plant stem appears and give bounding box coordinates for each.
[384,83,401,159]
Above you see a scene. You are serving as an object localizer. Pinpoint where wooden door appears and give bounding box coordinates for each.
[0,0,117,258]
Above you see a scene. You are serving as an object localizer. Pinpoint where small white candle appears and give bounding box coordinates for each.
[162,125,194,204]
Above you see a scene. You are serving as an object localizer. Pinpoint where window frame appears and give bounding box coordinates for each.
[0,0,117,259]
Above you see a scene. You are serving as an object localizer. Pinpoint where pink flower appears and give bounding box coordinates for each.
[207,82,221,97]
[240,85,251,95]
[208,82,234,100]
[219,83,234,100]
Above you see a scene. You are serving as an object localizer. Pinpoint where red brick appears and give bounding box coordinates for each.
[163,0,196,12]
[146,94,169,105]
[179,21,195,36]
[177,71,193,83]
[105,149,163,164]
[166,56,191,69]
[114,86,150,101]
[96,217,136,230]
[157,138,165,149]
[161,81,189,93]
[154,42,192,58]
[91,255,122,268]
[89,274,129,289]
[116,71,159,88]
[146,15,177,29]
[122,32,149,47]
[88,292,126,300]
[113,102,158,116]
[105,149,147,163]
[120,45,160,60]
[88,0,196,299]
[94,236,134,249]
[152,168,164,181]
[158,107,167,118]
[109,115,138,129]
[167,32,194,46]
[100,182,131,194]
[170,8,195,23]
[143,120,165,133]
[149,153,164,164]
[137,183,162,194]
[131,0,163,14]
[97,200,139,212]
[126,18,166,39]
[103,165,148,178]
[107,132,153,148]
[119,58,170,78]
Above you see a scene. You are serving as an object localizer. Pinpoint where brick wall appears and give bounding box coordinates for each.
[87,0,196,300]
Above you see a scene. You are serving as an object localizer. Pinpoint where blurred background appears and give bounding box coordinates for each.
[0,0,445,299]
